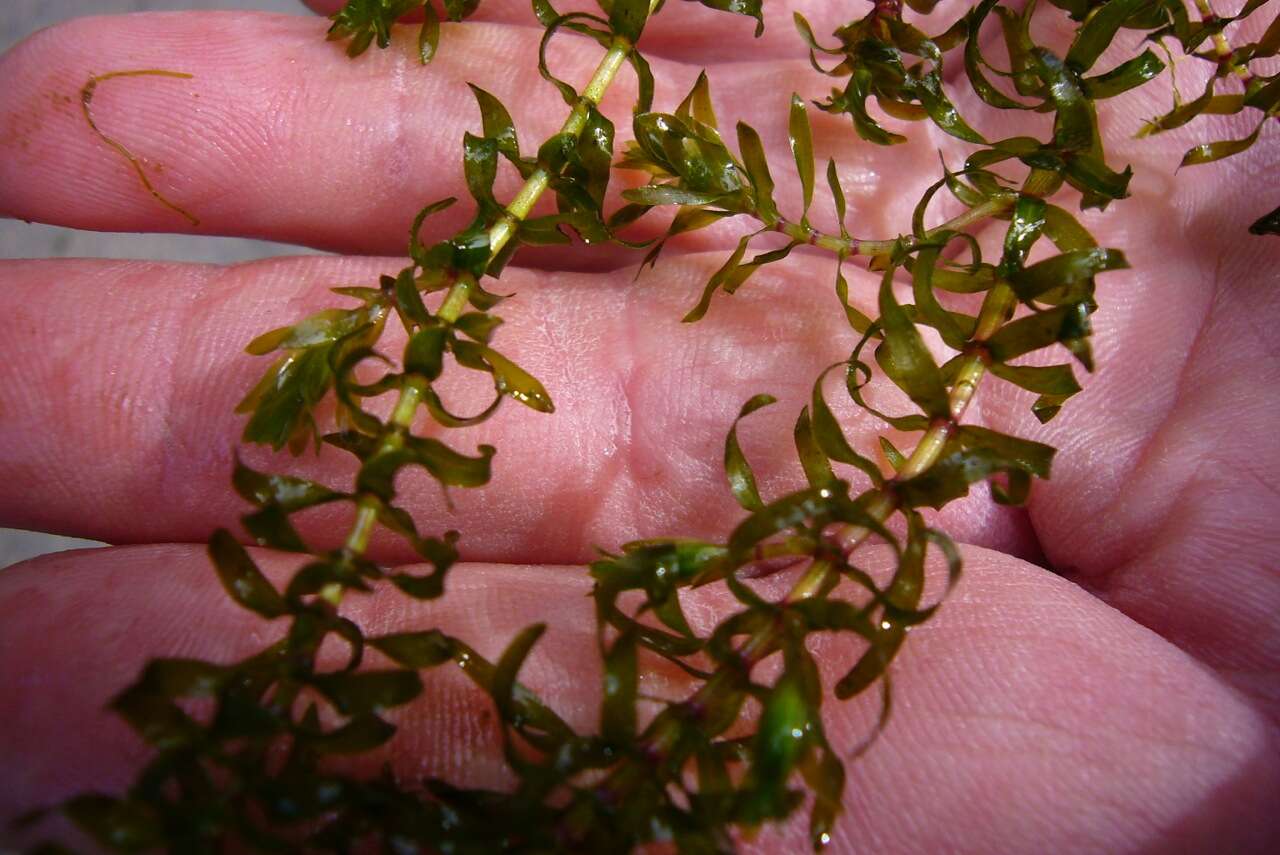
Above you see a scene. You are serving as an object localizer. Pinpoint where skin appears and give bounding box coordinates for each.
[0,1,1277,851]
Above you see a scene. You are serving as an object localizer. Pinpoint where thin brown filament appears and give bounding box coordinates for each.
[79,69,200,227]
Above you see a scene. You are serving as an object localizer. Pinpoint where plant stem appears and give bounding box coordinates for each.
[484,34,634,258]
[621,174,1040,779]
[1193,0,1251,82]
[335,3,655,575]
[617,275,1010,772]
[773,194,1014,257]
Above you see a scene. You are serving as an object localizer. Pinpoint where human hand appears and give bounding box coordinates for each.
[1,1,1277,850]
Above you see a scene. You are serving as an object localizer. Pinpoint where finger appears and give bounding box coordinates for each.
[0,252,1039,565]
[0,12,954,263]
[3,544,1276,850]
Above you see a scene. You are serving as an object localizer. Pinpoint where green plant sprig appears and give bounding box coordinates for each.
[25,1,1277,853]
[332,0,666,580]
[1133,0,1278,229]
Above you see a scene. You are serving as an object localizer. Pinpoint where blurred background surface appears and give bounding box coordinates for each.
[1,0,316,567]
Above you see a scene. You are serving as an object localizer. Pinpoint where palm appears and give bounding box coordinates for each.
[1,1,1276,851]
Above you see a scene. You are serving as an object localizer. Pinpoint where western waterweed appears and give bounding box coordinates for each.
[17,0,1277,851]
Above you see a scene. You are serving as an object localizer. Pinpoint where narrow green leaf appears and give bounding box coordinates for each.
[132,658,227,699]
[728,485,838,557]
[622,185,725,207]
[209,529,286,618]
[894,439,1050,510]
[1063,151,1132,208]
[932,265,997,293]
[454,341,555,413]
[799,745,846,850]
[725,393,777,511]
[453,311,503,343]
[743,671,809,820]
[794,407,836,488]
[875,272,950,419]
[370,630,457,668]
[327,0,419,56]
[601,631,638,745]
[879,436,907,472]
[965,0,1032,110]
[1000,194,1048,275]
[789,94,815,219]
[956,425,1056,479]
[404,324,447,381]
[240,506,307,553]
[1179,119,1267,168]
[239,346,335,453]
[418,2,440,63]
[491,623,547,725]
[911,242,970,350]
[736,122,779,225]
[996,4,1042,97]
[286,557,373,600]
[684,232,752,322]
[1009,247,1127,303]
[840,68,908,146]
[913,70,986,144]
[233,459,344,512]
[392,268,431,327]
[443,0,480,22]
[1066,0,1155,72]
[675,70,720,133]
[1139,76,1216,136]
[690,0,764,36]
[834,264,874,333]
[811,366,886,487]
[311,670,423,716]
[1081,50,1165,100]
[826,158,847,236]
[608,0,649,43]
[409,196,457,261]
[986,302,1093,370]
[357,439,495,500]
[1250,204,1280,236]
[468,84,520,161]
[462,132,499,208]
[1031,48,1094,152]
[987,361,1081,395]
[110,683,202,749]
[245,308,371,356]
[1043,203,1098,252]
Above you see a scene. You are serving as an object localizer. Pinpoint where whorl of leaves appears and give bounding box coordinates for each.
[327,0,482,63]
[30,1,1274,853]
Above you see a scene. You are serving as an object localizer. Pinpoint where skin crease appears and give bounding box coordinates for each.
[0,0,1277,852]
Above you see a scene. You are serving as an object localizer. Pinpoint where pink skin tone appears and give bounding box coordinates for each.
[0,1,1277,851]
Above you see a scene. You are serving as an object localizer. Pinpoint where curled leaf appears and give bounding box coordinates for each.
[725,394,778,512]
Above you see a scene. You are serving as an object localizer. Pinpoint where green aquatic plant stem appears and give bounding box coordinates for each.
[336,1,656,573]
[697,169,1053,705]
[340,381,425,559]
[485,31,637,258]
[436,276,473,323]
[771,195,1016,258]
[1193,0,1248,80]
[823,287,1013,560]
